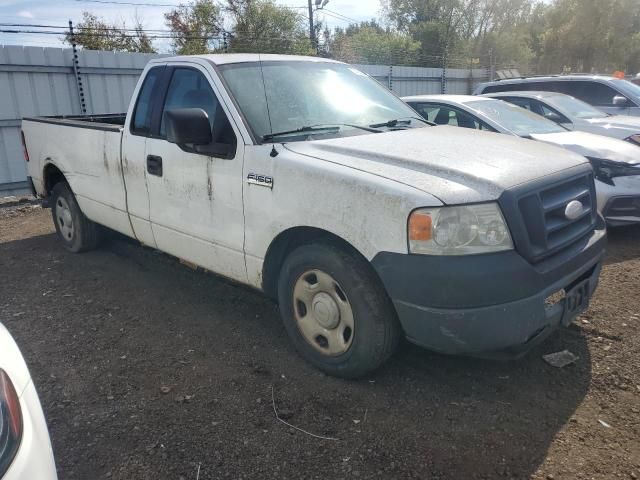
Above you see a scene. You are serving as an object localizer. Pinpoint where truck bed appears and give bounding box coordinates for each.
[22,115,133,239]
[23,113,126,132]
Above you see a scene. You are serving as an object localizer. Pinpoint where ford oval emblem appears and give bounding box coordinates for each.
[565,200,584,220]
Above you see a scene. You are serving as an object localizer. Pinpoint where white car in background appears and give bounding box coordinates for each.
[404,95,640,226]
[0,323,57,480]
[483,91,640,145]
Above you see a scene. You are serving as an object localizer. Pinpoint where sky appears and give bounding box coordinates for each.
[0,0,382,51]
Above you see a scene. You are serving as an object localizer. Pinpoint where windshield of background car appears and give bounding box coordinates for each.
[547,94,608,119]
[466,99,567,135]
[219,61,423,142]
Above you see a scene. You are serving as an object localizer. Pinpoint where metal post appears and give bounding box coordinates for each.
[68,20,87,115]
[441,46,448,94]
[388,65,393,91]
[488,48,495,81]
[223,31,228,53]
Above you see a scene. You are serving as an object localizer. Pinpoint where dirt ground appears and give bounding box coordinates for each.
[0,205,639,480]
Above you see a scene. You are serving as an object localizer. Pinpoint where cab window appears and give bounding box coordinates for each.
[131,67,162,136]
[159,68,237,150]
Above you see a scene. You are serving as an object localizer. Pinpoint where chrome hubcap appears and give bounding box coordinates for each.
[55,197,74,241]
[292,269,354,356]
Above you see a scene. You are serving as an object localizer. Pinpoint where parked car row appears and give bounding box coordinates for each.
[475,74,640,116]
[404,75,640,227]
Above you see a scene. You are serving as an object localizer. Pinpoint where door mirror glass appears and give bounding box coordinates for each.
[165,108,212,146]
[613,95,629,107]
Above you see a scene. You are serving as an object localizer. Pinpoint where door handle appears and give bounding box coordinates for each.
[146,155,163,177]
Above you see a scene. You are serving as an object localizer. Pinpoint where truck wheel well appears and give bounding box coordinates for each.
[262,227,368,300]
[43,164,66,195]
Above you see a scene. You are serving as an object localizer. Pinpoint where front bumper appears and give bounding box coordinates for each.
[372,224,606,357]
[596,175,640,226]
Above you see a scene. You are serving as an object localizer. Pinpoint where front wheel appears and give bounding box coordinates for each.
[277,241,400,379]
[51,182,101,253]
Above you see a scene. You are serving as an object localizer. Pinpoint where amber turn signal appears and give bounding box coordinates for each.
[408,211,433,241]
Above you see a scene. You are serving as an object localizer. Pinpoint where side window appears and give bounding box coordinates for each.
[561,81,623,107]
[451,108,481,129]
[428,105,480,129]
[159,68,236,148]
[411,103,441,123]
[131,67,162,136]
[531,100,571,123]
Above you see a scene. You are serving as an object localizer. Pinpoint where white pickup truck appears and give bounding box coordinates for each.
[22,54,606,378]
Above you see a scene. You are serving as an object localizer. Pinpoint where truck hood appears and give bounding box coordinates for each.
[284,126,588,204]
[531,130,640,165]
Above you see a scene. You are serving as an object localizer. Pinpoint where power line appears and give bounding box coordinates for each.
[319,10,352,24]
[322,8,359,23]
[73,0,179,6]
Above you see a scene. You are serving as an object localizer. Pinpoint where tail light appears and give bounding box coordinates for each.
[0,369,22,477]
[20,130,29,162]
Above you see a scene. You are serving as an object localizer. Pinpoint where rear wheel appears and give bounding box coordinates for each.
[278,241,400,378]
[51,182,101,253]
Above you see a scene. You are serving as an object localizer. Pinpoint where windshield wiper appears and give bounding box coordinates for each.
[262,123,381,142]
[369,116,434,128]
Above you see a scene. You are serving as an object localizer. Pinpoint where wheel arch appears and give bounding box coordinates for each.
[42,162,67,196]
[261,226,377,300]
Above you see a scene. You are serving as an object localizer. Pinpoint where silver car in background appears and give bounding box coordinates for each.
[473,75,640,117]
[404,95,640,226]
[483,91,640,146]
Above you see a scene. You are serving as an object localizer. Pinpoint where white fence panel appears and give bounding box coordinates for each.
[0,46,164,195]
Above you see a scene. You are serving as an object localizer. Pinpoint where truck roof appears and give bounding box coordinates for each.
[148,53,344,66]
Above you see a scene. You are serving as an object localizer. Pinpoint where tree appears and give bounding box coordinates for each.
[536,0,640,74]
[329,21,422,65]
[225,0,313,55]
[64,11,156,53]
[164,0,224,55]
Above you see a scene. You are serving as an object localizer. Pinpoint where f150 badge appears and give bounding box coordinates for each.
[247,173,274,189]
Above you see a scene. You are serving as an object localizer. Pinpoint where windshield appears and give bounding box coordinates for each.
[219,61,423,142]
[547,94,608,119]
[466,99,566,136]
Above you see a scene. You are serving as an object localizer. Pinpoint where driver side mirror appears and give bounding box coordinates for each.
[165,108,236,158]
[165,108,212,146]
[613,95,630,107]
[544,111,565,124]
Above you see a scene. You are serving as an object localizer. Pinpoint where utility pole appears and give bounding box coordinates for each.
[308,0,315,48]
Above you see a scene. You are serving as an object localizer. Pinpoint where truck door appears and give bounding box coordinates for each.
[143,65,247,283]
[121,65,165,248]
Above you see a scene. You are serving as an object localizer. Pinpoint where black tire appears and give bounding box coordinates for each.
[51,182,101,253]
[277,241,400,379]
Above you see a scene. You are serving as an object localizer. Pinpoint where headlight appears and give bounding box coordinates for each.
[408,203,513,255]
[626,134,640,146]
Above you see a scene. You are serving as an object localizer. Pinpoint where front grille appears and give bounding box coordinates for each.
[500,170,598,263]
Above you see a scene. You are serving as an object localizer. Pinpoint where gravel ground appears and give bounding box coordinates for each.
[1,205,639,480]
